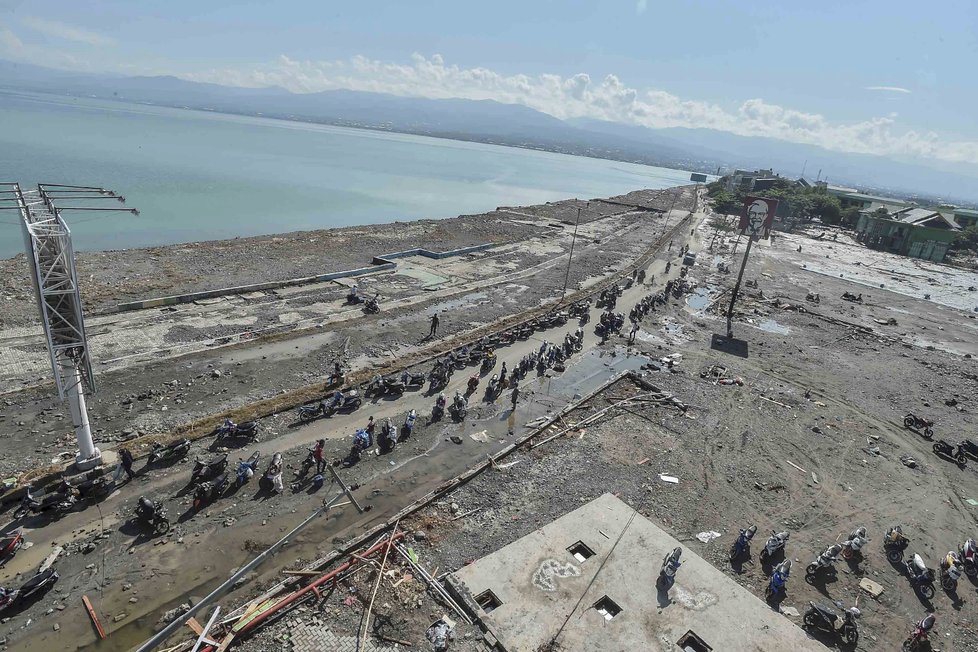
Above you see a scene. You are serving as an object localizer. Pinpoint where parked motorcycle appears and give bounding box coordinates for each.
[0,569,59,613]
[902,614,936,651]
[933,439,966,464]
[486,374,500,400]
[190,452,229,482]
[480,351,497,374]
[363,294,380,313]
[884,526,910,563]
[466,374,480,395]
[903,413,934,438]
[904,553,936,599]
[0,532,25,563]
[14,487,76,519]
[766,559,791,601]
[259,453,284,493]
[193,473,229,510]
[325,389,362,415]
[215,418,259,441]
[400,371,426,389]
[959,538,978,578]
[60,475,116,502]
[432,393,447,421]
[803,601,860,646]
[297,401,327,422]
[379,418,398,453]
[939,551,963,591]
[402,409,417,439]
[759,531,789,562]
[658,547,682,588]
[148,438,191,465]
[135,497,170,534]
[805,544,842,581]
[452,392,468,420]
[842,527,868,560]
[236,451,262,486]
[729,524,756,561]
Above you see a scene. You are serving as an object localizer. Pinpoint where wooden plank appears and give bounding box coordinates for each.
[82,595,106,640]
[185,617,204,636]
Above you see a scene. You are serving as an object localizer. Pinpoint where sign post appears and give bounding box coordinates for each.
[725,196,778,338]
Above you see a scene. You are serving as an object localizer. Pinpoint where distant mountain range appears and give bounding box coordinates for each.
[2,59,975,204]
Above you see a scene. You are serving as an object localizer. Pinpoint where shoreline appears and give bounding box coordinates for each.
[0,186,692,329]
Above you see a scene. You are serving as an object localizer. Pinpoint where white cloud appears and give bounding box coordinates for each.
[0,26,89,70]
[21,16,113,47]
[866,86,911,94]
[636,0,648,15]
[182,53,978,166]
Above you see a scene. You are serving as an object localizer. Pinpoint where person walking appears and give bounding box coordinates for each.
[510,383,520,410]
[119,447,136,481]
[313,439,326,474]
[629,322,639,344]
[429,312,440,337]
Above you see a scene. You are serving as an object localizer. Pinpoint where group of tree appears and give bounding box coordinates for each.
[706,178,845,225]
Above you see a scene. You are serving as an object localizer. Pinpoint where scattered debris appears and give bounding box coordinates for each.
[659,474,679,484]
[859,578,885,598]
[695,531,721,544]
[786,460,807,474]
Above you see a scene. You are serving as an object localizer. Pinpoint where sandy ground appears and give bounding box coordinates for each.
[0,187,696,651]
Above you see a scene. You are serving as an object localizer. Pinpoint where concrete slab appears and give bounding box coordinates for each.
[451,493,825,652]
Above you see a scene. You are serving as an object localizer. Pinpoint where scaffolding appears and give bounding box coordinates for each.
[0,183,137,469]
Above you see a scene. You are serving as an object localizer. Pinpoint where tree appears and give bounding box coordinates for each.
[708,190,743,215]
[808,193,842,225]
[841,207,861,228]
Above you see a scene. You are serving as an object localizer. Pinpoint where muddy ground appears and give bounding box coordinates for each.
[0,187,696,651]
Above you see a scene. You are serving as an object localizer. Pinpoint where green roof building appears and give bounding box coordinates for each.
[856,206,960,262]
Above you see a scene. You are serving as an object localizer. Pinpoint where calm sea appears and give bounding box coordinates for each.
[0,90,700,258]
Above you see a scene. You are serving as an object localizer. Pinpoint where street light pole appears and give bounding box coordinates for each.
[725,230,756,338]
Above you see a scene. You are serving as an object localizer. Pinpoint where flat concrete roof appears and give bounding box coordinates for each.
[451,494,826,652]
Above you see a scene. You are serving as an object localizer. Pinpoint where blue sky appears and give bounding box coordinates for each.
[2,0,977,167]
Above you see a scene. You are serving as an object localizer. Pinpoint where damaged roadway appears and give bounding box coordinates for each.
[2,185,978,651]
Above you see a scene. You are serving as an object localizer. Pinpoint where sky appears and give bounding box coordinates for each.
[2,0,977,171]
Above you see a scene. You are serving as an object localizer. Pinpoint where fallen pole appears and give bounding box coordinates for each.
[82,594,106,640]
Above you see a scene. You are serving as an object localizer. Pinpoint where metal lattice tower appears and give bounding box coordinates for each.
[0,183,137,470]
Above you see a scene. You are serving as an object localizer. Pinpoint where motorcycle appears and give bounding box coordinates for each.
[959,538,978,578]
[379,418,398,453]
[431,393,447,421]
[236,451,262,486]
[466,374,480,395]
[902,614,935,651]
[60,475,116,502]
[486,374,500,400]
[884,526,910,563]
[841,527,868,560]
[401,371,426,389]
[805,544,842,581]
[480,352,497,374]
[135,497,170,534]
[363,295,380,314]
[14,487,76,519]
[904,553,936,599]
[365,374,398,397]
[903,413,934,438]
[193,473,229,510]
[933,439,966,464]
[402,409,417,439]
[939,551,963,591]
[0,569,59,613]
[803,600,860,646]
[658,547,682,588]
[759,531,789,562]
[324,389,363,415]
[297,401,327,422]
[190,452,229,482]
[148,438,191,465]
[729,524,756,561]
[215,418,259,441]
[0,532,25,563]
[766,559,791,601]
[841,291,863,303]
[259,453,284,493]
[452,391,468,420]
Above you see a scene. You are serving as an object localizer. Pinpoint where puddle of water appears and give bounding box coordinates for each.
[757,319,790,335]
[427,292,489,314]
[664,322,684,336]
[546,348,650,399]
[686,287,713,311]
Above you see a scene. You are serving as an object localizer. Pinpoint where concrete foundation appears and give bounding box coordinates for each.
[450,494,826,652]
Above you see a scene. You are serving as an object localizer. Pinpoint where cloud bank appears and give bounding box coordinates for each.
[183,53,978,166]
[21,17,114,47]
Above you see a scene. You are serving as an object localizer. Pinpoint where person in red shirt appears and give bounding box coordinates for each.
[313,439,326,473]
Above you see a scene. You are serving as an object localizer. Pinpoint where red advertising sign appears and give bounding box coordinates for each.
[738,196,779,240]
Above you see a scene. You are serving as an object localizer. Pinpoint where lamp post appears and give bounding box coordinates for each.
[560,204,585,301]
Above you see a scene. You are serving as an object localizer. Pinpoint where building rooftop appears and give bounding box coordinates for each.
[838,191,910,205]
[864,206,960,230]
[450,493,827,652]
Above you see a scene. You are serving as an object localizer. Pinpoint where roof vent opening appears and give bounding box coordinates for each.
[677,630,712,652]
[567,541,595,563]
[475,590,502,614]
[593,596,622,621]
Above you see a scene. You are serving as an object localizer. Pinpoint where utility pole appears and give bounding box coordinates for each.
[725,230,756,338]
[1,183,137,469]
[560,204,584,301]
